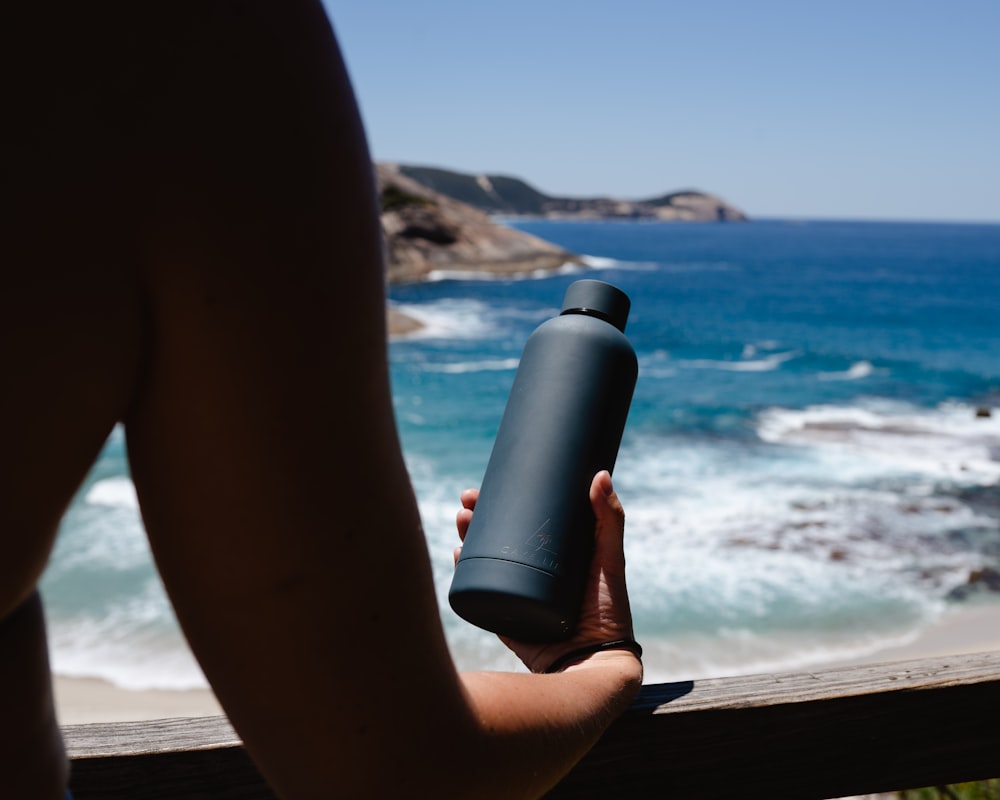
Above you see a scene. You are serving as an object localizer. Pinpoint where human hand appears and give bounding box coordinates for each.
[455,470,637,674]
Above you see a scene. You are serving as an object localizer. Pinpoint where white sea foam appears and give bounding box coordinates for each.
[85,477,138,509]
[618,413,996,558]
[757,400,1000,484]
[51,493,150,573]
[635,349,680,379]
[420,358,520,374]
[638,366,680,379]
[389,298,498,340]
[578,254,617,269]
[423,260,585,283]
[677,350,800,372]
[817,360,878,381]
[47,588,208,690]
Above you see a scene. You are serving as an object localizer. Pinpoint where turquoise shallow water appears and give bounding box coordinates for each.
[42,219,1000,688]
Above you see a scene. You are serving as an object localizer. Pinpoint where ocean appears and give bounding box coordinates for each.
[40,219,1000,689]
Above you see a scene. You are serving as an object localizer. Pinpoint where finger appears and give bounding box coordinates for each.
[453,545,462,566]
[456,488,479,542]
[460,488,479,511]
[456,507,474,541]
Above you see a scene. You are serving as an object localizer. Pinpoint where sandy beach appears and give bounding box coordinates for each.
[54,676,222,725]
[53,599,1000,726]
[821,599,1000,669]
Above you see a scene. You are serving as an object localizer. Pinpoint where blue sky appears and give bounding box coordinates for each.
[325,1,998,222]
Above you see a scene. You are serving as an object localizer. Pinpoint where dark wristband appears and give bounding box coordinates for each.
[543,639,643,674]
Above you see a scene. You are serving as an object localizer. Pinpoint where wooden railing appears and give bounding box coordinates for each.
[64,650,1000,799]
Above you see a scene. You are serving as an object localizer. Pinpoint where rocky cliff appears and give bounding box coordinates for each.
[395,164,749,222]
[377,163,580,285]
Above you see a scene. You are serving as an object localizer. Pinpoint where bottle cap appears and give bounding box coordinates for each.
[560,280,631,333]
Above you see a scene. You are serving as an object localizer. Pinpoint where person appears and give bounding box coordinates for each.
[0,1,642,797]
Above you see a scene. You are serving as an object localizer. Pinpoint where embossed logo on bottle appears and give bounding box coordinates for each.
[500,519,561,572]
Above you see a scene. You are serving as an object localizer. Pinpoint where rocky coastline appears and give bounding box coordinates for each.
[378,163,581,285]
[378,164,585,334]
[377,162,748,334]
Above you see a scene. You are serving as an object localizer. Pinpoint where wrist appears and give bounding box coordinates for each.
[557,648,644,715]
[544,638,643,674]
[542,640,644,699]
[567,648,643,684]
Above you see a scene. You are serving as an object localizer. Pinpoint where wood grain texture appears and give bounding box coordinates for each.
[550,650,1000,799]
[64,651,1000,799]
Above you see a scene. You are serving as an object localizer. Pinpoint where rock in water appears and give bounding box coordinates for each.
[377,164,581,284]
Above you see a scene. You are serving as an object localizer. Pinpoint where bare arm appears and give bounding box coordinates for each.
[119,4,639,797]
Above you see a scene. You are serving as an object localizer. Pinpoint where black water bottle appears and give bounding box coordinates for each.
[449,279,637,642]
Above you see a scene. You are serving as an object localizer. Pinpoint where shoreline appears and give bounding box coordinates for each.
[54,676,222,725]
[53,599,1000,726]
[821,599,1000,669]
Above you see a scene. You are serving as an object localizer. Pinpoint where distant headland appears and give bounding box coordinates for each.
[391,163,749,222]
[377,162,748,334]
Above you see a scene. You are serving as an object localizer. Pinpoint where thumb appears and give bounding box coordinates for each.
[590,470,626,575]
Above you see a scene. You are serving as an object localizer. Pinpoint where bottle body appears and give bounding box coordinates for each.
[449,281,637,642]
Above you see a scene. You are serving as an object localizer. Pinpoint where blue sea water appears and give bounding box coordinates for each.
[41,219,1000,689]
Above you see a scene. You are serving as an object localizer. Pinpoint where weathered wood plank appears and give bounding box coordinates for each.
[64,650,1000,799]
[549,650,1000,799]
[65,717,273,799]
[66,715,241,757]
